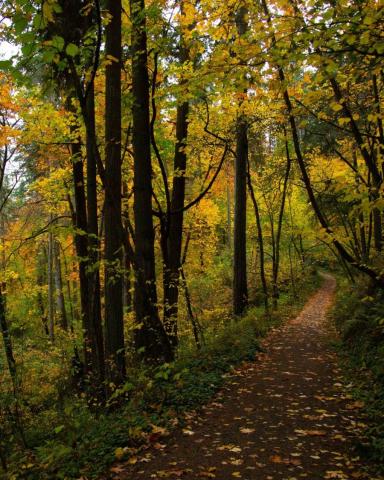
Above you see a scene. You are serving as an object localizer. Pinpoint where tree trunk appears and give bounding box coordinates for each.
[247,163,269,313]
[69,138,93,370]
[36,245,49,335]
[53,240,68,330]
[131,0,173,363]
[104,0,125,384]
[272,134,292,309]
[47,225,55,341]
[163,0,191,349]
[233,115,248,315]
[163,96,189,348]
[85,83,105,387]
[0,285,16,390]
[233,5,249,316]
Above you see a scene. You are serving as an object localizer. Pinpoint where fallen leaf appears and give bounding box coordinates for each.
[239,428,255,434]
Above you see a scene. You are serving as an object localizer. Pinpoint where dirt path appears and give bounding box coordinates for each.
[111,274,380,480]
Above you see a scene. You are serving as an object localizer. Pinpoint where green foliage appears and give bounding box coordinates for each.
[332,279,384,472]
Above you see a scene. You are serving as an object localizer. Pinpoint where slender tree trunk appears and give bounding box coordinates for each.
[69,138,93,370]
[131,0,172,363]
[233,5,249,316]
[122,182,132,312]
[247,163,269,313]
[288,240,297,298]
[85,83,105,387]
[0,285,16,389]
[163,0,191,349]
[53,240,68,330]
[226,167,232,251]
[47,225,55,341]
[272,134,292,309]
[163,95,189,348]
[104,0,125,384]
[180,267,202,349]
[36,245,49,335]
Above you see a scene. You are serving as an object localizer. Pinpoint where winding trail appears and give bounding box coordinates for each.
[112,274,380,480]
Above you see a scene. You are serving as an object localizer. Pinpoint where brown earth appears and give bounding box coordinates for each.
[108,274,382,480]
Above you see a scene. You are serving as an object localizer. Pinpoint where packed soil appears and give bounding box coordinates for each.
[109,274,382,480]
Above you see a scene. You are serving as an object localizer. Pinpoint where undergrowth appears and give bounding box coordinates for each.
[4,273,319,480]
[332,276,384,474]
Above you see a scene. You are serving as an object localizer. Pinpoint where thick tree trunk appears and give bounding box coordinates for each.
[104,0,125,384]
[131,0,173,363]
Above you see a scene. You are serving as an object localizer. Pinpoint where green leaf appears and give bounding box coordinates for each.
[14,16,28,34]
[65,43,79,57]
[51,35,65,51]
[43,49,56,63]
[21,43,34,57]
[0,60,12,71]
[54,425,65,434]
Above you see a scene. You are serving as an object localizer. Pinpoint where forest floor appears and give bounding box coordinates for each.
[108,274,383,480]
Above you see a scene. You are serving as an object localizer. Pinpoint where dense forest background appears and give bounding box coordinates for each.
[0,0,383,477]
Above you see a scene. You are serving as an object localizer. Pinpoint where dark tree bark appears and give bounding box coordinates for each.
[104,0,125,383]
[69,139,93,366]
[0,285,16,390]
[85,83,105,387]
[233,5,249,316]
[233,115,249,315]
[131,0,173,363]
[163,17,190,347]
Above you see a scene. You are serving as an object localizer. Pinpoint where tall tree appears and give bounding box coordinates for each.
[233,5,249,315]
[104,0,125,383]
[163,0,191,348]
[130,0,173,363]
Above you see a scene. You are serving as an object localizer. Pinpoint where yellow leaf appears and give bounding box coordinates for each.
[331,102,343,112]
[114,447,125,460]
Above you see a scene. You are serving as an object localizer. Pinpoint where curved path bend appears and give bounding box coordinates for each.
[111,274,381,480]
